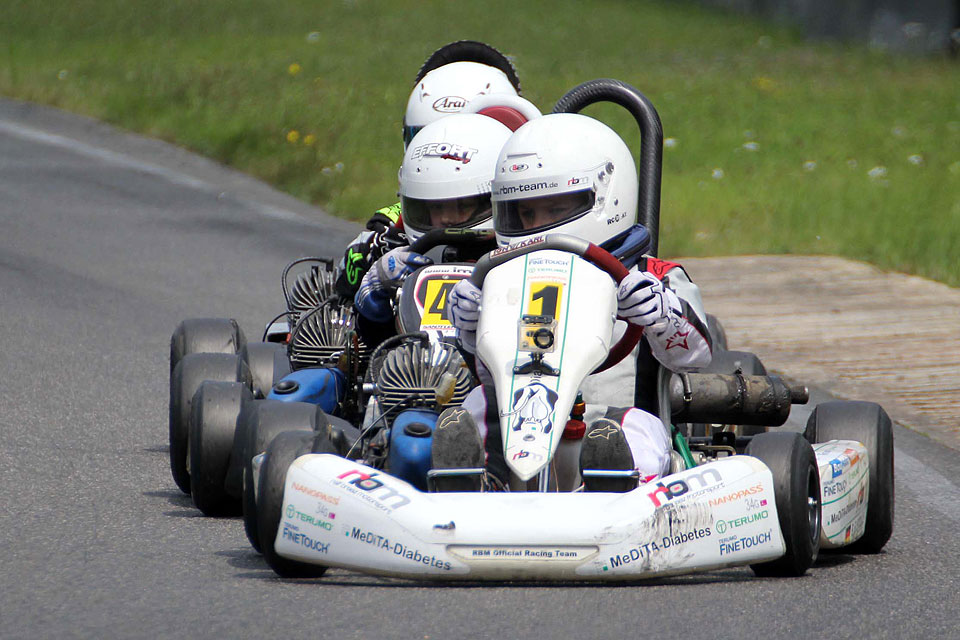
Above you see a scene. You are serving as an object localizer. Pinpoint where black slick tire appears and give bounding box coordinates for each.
[240,401,320,553]
[189,381,252,516]
[169,352,240,494]
[705,313,728,352]
[239,342,292,399]
[746,431,821,577]
[804,400,894,553]
[257,429,339,578]
[170,318,245,379]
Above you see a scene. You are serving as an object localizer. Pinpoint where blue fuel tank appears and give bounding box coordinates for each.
[387,409,438,490]
[267,367,345,414]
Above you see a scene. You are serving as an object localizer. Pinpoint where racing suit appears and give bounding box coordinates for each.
[453,256,712,483]
[335,202,403,300]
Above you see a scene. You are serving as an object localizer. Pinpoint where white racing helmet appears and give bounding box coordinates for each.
[403,61,519,147]
[399,113,513,243]
[491,113,638,248]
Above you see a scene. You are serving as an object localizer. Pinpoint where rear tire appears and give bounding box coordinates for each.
[239,342,292,399]
[257,429,339,578]
[747,431,821,577]
[804,401,894,553]
[170,318,245,378]
[189,381,251,516]
[241,401,321,553]
[169,352,240,494]
[705,313,728,352]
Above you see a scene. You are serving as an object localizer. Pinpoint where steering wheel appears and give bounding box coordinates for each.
[408,227,496,256]
[468,234,643,374]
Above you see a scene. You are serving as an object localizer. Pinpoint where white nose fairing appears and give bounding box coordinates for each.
[274,453,785,580]
[474,250,617,480]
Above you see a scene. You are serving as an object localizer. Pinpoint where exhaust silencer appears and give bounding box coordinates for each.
[669,373,808,427]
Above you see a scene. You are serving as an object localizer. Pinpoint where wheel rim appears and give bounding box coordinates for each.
[806,465,821,542]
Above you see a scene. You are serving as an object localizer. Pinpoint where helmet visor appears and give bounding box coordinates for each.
[494,189,595,236]
[402,124,424,148]
[402,194,493,232]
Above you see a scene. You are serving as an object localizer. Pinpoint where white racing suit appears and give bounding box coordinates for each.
[459,256,712,483]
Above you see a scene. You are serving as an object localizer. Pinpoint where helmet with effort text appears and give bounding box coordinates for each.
[399,114,513,243]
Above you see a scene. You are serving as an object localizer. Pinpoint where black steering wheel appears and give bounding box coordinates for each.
[468,234,643,373]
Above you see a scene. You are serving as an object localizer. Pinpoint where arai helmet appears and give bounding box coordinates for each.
[403,61,518,147]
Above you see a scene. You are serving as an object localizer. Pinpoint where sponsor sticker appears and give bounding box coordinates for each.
[348,526,452,571]
[496,180,559,196]
[828,447,861,478]
[506,382,559,434]
[292,481,340,506]
[717,529,773,556]
[647,468,724,507]
[708,483,764,507]
[490,235,546,258]
[286,503,334,530]
[281,523,330,554]
[714,509,769,535]
[451,546,594,562]
[604,527,712,571]
[331,469,410,511]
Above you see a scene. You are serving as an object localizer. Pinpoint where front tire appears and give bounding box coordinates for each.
[804,400,894,553]
[169,352,240,494]
[257,429,339,578]
[189,381,252,516]
[240,400,321,553]
[746,431,821,577]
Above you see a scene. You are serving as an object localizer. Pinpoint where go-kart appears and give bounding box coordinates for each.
[256,232,893,580]
[167,256,367,514]
[252,80,893,581]
[167,228,493,527]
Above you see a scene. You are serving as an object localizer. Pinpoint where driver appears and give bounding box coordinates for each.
[353,113,514,329]
[436,113,713,492]
[335,41,531,301]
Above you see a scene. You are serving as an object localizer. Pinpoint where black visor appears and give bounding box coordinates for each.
[494,189,595,236]
[402,125,424,147]
[402,194,493,232]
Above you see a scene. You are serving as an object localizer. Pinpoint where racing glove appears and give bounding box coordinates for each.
[448,279,482,354]
[335,222,407,299]
[616,270,682,329]
[354,247,432,323]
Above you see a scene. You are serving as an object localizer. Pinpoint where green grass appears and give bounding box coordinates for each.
[2,0,958,284]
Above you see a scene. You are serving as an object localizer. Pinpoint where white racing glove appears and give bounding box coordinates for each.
[447,279,482,353]
[616,271,682,329]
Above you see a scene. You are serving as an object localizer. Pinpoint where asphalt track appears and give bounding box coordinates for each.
[2,100,958,640]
